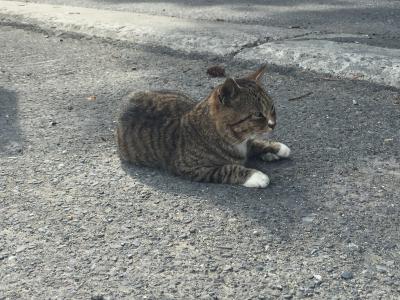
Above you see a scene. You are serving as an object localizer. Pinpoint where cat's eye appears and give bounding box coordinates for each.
[253,112,264,119]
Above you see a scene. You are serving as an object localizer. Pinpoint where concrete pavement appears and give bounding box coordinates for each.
[1,0,399,88]
[7,0,400,40]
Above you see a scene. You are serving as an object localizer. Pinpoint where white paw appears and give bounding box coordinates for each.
[243,171,270,188]
[277,143,291,158]
[261,153,280,162]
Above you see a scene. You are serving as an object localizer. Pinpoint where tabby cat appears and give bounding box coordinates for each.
[117,65,290,188]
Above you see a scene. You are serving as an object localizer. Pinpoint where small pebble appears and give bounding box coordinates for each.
[384,138,393,144]
[302,215,315,223]
[313,274,322,282]
[347,243,361,252]
[223,265,233,272]
[376,265,388,273]
[16,246,26,253]
[131,240,140,247]
[256,266,264,271]
[341,271,354,280]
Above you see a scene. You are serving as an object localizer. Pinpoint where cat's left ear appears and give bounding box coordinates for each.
[246,64,267,83]
[218,77,241,105]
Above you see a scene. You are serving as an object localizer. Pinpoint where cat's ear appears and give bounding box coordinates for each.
[246,64,267,83]
[218,78,241,105]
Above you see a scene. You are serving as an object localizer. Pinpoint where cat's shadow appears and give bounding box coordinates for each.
[121,157,314,235]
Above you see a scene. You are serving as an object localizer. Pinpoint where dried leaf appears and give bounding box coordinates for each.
[207,65,226,77]
[87,95,96,101]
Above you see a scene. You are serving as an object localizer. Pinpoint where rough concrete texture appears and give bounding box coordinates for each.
[8,0,400,39]
[0,0,308,56]
[236,40,400,88]
[1,25,400,299]
[1,0,399,89]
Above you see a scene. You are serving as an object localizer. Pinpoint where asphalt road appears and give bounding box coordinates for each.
[1,25,400,299]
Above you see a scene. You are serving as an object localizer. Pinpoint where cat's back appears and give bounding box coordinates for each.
[120,90,195,120]
[117,90,196,168]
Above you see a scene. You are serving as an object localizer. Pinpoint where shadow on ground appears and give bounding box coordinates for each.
[0,87,23,156]
[98,0,350,6]
[116,69,400,242]
[120,152,315,241]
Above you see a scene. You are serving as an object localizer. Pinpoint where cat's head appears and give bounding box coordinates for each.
[210,65,276,143]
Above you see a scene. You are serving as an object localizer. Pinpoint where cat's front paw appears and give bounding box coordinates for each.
[277,143,291,158]
[261,153,280,162]
[260,143,291,161]
[243,171,270,188]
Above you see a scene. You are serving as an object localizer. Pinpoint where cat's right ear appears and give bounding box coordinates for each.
[246,64,267,83]
[218,78,241,105]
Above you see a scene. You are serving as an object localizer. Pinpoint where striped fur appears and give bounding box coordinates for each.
[117,65,290,187]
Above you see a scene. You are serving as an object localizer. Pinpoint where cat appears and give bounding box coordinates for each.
[117,65,290,188]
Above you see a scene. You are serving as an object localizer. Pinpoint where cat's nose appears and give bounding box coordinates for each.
[268,120,276,129]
